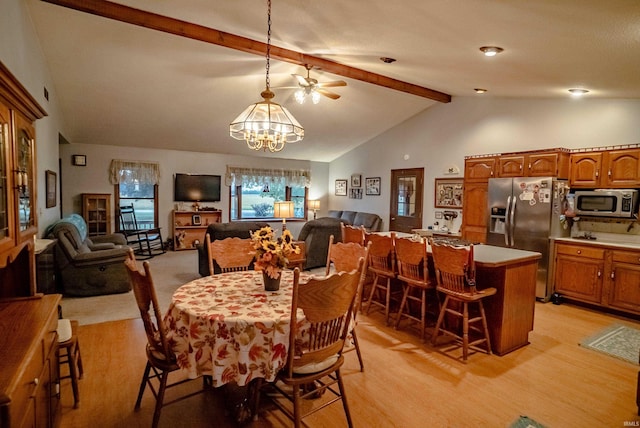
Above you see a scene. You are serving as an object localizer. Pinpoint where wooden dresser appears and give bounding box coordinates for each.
[0,294,61,428]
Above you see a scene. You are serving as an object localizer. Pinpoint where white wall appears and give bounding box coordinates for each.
[329,97,640,231]
[1,0,67,237]
[59,143,329,239]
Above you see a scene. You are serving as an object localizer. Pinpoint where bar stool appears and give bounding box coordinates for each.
[57,318,84,408]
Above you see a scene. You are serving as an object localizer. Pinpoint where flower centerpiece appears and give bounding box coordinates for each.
[250,226,301,289]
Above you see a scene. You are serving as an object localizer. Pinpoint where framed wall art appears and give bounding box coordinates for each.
[351,174,361,188]
[365,177,381,195]
[72,154,86,166]
[45,170,57,208]
[434,178,463,208]
[335,179,348,196]
[350,188,363,199]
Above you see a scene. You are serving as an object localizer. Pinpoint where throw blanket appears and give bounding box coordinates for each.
[45,214,88,241]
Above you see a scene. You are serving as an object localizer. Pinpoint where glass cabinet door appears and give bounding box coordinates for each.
[0,102,13,253]
[13,111,36,236]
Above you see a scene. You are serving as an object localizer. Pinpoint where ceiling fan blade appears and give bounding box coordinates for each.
[316,88,341,100]
[317,80,347,88]
[292,74,311,87]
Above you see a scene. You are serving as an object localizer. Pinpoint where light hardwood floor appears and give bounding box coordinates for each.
[59,301,640,428]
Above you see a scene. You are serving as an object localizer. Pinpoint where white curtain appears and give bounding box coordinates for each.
[109,159,160,185]
[225,165,310,188]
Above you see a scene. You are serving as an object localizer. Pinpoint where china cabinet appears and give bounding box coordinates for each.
[82,193,111,236]
[0,62,47,298]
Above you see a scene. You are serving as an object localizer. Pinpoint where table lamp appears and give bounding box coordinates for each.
[274,201,295,231]
[309,200,320,220]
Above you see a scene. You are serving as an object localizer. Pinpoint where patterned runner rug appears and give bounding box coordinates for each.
[579,324,640,365]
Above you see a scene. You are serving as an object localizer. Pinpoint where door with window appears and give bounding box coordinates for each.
[389,168,423,233]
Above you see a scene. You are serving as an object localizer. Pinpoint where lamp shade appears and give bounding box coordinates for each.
[308,200,320,211]
[274,201,295,219]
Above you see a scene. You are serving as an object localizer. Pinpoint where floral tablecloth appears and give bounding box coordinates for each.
[164,270,310,387]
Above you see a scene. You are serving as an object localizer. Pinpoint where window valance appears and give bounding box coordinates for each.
[109,159,160,185]
[225,166,310,188]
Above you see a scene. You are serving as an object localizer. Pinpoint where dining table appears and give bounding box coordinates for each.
[164,269,312,388]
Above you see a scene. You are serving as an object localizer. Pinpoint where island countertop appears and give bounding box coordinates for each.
[473,244,542,268]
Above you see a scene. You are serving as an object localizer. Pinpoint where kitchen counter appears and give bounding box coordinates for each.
[552,236,640,250]
[474,244,541,267]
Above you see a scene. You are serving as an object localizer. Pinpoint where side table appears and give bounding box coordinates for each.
[35,238,57,294]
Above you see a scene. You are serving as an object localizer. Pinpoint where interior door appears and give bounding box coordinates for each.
[389,168,423,233]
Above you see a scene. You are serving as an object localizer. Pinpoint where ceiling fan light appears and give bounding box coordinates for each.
[474,88,488,94]
[568,88,589,97]
[294,89,306,104]
[311,91,321,104]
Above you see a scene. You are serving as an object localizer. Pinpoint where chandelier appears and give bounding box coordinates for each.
[229,0,304,153]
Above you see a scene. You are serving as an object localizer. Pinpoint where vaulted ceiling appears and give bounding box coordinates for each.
[26,0,640,162]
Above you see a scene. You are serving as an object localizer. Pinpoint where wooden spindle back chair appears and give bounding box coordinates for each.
[205,234,255,275]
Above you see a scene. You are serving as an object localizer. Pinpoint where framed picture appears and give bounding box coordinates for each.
[365,177,381,195]
[335,179,348,196]
[72,154,86,166]
[434,178,464,208]
[350,188,362,199]
[45,170,56,208]
[351,174,362,188]
[192,214,202,226]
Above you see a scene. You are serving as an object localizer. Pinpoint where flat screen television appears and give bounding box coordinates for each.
[174,173,221,202]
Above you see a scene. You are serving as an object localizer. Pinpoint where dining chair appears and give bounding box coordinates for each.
[430,240,497,362]
[57,318,84,408]
[340,222,365,245]
[394,237,437,342]
[253,260,364,428]
[325,235,372,371]
[205,234,255,275]
[124,249,206,428]
[119,204,165,259]
[364,232,399,325]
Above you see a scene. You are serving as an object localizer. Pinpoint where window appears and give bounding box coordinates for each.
[109,160,160,229]
[226,166,310,221]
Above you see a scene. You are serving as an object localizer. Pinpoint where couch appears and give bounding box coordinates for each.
[327,210,383,232]
[197,221,269,276]
[298,211,383,269]
[45,214,132,296]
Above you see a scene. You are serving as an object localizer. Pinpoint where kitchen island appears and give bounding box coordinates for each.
[472,245,542,355]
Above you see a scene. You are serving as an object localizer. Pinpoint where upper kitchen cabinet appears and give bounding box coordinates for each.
[464,156,496,182]
[497,150,569,178]
[569,147,640,188]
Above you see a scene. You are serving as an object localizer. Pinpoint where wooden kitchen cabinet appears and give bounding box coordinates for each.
[461,181,488,243]
[464,156,496,182]
[602,148,640,188]
[497,150,569,178]
[554,243,605,304]
[569,148,640,188]
[554,242,640,315]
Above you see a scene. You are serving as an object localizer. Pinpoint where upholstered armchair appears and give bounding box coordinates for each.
[45,214,131,296]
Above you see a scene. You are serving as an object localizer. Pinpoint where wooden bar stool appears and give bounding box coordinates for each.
[57,319,84,408]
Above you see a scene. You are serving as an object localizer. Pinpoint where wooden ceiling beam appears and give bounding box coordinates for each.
[41,0,451,103]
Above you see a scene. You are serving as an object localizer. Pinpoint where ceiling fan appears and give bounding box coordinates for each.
[289,65,347,104]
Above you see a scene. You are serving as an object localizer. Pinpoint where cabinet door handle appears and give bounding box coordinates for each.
[519,164,522,170]
[611,271,615,279]
[597,270,601,278]
[33,378,39,386]
[595,170,599,178]
[608,169,612,177]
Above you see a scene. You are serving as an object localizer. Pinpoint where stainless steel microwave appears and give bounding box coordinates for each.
[574,189,639,218]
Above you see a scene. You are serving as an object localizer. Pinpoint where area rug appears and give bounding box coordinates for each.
[509,416,546,428]
[579,324,640,365]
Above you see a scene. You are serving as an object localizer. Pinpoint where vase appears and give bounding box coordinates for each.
[262,271,281,291]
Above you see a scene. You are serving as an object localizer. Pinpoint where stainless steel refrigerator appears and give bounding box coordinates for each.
[487,177,570,300]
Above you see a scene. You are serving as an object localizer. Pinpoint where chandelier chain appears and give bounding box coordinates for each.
[265,0,271,90]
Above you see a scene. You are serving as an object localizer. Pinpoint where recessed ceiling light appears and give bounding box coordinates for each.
[474,88,488,94]
[380,57,397,64]
[568,88,589,97]
[479,46,504,57]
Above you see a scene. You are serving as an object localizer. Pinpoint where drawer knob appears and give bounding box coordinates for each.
[577,250,582,254]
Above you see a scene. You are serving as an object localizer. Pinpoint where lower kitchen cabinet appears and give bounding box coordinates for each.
[553,242,640,315]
